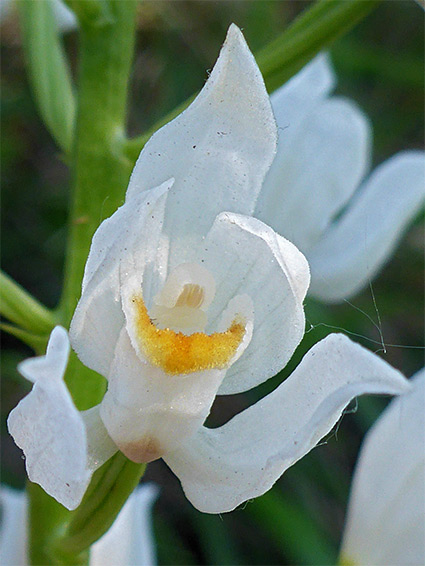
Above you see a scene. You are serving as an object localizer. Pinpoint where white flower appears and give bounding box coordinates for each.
[0,483,158,566]
[256,54,425,303]
[8,25,411,513]
[340,369,425,566]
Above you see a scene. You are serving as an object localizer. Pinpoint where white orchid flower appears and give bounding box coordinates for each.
[0,483,158,566]
[256,54,425,303]
[8,26,411,514]
[340,369,425,566]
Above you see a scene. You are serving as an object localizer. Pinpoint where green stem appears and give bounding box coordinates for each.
[54,454,145,558]
[0,270,56,334]
[59,0,138,408]
[27,483,74,566]
[59,1,137,328]
[124,0,381,163]
[29,3,138,564]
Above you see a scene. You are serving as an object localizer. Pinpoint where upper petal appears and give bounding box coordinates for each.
[256,96,371,251]
[200,212,309,394]
[7,327,91,510]
[90,484,159,566]
[163,334,410,513]
[125,25,277,266]
[308,151,425,302]
[341,369,425,566]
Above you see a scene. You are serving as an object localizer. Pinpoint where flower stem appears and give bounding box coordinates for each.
[28,3,138,564]
[0,270,56,335]
[54,454,145,559]
[58,0,138,405]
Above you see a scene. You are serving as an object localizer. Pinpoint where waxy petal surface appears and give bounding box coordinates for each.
[164,334,410,513]
[308,151,425,301]
[7,327,90,510]
[257,97,371,251]
[341,370,425,566]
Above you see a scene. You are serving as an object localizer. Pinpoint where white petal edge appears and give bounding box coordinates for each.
[7,327,91,510]
[70,181,171,378]
[340,369,425,566]
[125,24,277,267]
[0,486,28,566]
[200,212,309,395]
[257,96,371,251]
[90,484,159,566]
[163,333,410,513]
[308,151,425,302]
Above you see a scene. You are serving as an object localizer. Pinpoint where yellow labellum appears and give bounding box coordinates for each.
[132,295,246,375]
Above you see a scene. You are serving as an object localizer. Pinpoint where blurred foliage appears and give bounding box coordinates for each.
[1,1,423,565]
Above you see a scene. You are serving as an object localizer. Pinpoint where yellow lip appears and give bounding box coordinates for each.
[132,294,246,375]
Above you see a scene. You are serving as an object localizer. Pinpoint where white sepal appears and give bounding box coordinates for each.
[164,334,410,513]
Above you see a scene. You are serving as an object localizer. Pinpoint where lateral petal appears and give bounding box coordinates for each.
[164,334,410,513]
[308,151,425,302]
[200,212,309,394]
[7,327,90,510]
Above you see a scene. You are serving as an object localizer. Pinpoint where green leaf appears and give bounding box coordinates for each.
[0,270,56,335]
[256,0,381,91]
[0,323,49,354]
[64,0,114,27]
[17,0,76,153]
[124,0,381,163]
[246,490,337,565]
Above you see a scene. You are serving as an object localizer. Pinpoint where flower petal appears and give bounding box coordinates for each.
[7,327,90,510]
[308,151,425,302]
[125,25,277,266]
[163,333,410,513]
[90,484,159,566]
[257,97,371,251]
[266,53,336,145]
[0,487,28,566]
[200,212,309,394]
[70,181,171,377]
[341,369,425,566]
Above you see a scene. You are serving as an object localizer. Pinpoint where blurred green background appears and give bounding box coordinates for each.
[1,1,424,564]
